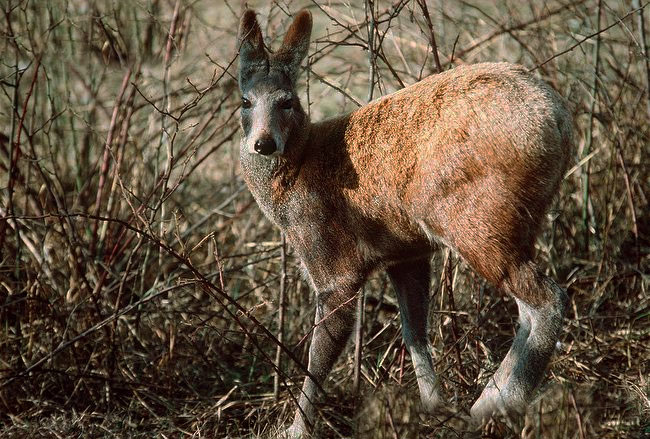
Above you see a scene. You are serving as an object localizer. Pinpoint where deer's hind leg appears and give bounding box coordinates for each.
[470,261,568,421]
[387,257,444,413]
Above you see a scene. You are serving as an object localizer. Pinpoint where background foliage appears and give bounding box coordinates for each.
[0,0,648,437]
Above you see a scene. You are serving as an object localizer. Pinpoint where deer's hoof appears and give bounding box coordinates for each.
[470,381,525,424]
[279,423,308,439]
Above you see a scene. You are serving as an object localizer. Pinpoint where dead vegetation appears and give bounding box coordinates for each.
[0,0,648,438]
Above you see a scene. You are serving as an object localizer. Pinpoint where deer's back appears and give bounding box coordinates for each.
[344,62,572,192]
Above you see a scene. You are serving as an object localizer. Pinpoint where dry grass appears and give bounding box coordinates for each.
[0,0,648,438]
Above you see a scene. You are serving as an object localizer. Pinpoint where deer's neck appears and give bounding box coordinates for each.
[239,115,313,224]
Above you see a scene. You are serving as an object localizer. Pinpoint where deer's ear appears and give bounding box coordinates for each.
[274,9,312,84]
[238,9,268,84]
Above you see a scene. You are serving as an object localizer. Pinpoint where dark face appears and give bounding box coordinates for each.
[239,70,302,157]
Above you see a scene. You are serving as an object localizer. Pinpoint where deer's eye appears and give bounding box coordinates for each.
[241,97,252,109]
[279,98,293,110]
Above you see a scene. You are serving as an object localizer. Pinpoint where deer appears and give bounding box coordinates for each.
[236,8,573,437]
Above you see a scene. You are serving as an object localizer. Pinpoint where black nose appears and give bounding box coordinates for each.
[254,138,277,155]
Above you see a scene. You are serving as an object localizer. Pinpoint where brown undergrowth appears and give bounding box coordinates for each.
[0,1,648,438]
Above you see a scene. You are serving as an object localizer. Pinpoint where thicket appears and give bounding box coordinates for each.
[0,1,648,437]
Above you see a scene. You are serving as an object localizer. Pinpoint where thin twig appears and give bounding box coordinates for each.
[274,234,287,400]
[632,0,650,117]
[417,0,442,73]
[582,0,603,253]
[91,67,132,253]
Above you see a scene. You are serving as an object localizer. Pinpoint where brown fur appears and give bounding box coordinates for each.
[261,63,572,303]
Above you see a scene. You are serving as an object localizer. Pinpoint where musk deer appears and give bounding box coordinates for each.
[236,8,573,437]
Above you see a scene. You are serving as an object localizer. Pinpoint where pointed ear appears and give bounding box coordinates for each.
[238,9,268,84]
[273,9,312,84]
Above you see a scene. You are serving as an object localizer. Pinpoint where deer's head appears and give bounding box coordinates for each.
[237,9,312,157]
